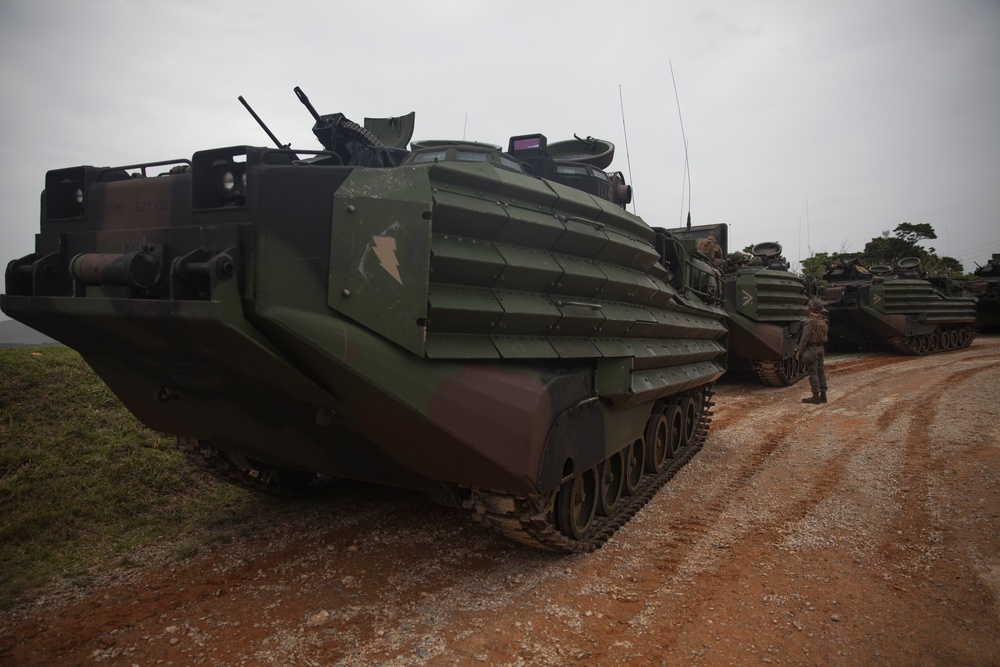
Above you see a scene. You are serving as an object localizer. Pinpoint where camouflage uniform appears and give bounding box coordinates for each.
[696,235,725,268]
[797,299,829,404]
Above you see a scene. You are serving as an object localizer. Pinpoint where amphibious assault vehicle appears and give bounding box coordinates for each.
[2,89,727,552]
[969,254,1000,331]
[669,224,809,385]
[819,256,976,354]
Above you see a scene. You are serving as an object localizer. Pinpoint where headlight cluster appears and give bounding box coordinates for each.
[192,147,254,209]
[215,162,248,201]
[62,180,86,215]
[45,167,89,219]
[219,169,248,193]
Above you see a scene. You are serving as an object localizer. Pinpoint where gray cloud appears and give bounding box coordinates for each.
[1,0,997,313]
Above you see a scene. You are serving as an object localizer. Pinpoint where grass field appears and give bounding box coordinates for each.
[0,346,267,609]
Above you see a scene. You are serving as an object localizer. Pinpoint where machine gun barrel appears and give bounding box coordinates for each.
[294,86,322,122]
[238,96,287,149]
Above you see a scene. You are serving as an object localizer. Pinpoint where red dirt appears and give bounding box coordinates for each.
[2,337,999,666]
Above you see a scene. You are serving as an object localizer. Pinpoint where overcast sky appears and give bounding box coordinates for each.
[1,0,997,322]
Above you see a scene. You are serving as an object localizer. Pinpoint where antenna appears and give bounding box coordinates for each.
[806,199,811,255]
[463,113,468,141]
[618,85,636,215]
[238,95,287,149]
[669,60,691,230]
[798,216,802,273]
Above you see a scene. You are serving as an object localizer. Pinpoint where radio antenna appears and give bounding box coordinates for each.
[618,85,636,215]
[238,95,287,149]
[669,60,691,230]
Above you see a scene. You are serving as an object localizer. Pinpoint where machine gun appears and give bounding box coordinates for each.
[240,87,414,166]
[293,86,384,163]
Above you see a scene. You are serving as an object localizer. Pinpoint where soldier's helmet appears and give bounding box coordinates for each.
[807,298,824,312]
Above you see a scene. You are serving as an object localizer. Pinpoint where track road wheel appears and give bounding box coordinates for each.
[597,451,625,516]
[556,466,599,539]
[679,398,698,450]
[661,403,682,459]
[782,357,795,384]
[624,437,645,495]
[644,409,669,473]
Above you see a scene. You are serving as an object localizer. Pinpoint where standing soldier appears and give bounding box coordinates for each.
[797,299,829,404]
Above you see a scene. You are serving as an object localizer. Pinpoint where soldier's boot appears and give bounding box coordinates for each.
[819,391,827,403]
[802,392,822,404]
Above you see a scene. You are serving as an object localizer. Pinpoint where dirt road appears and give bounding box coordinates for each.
[2,337,999,667]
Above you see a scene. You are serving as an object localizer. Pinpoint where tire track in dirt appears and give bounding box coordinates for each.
[359,388,815,664]
[2,341,998,667]
[598,346,998,662]
[869,354,1000,665]
[882,360,1000,561]
[372,366,904,662]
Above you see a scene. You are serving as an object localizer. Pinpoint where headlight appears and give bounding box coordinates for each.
[45,167,89,219]
[213,163,246,200]
[194,150,250,209]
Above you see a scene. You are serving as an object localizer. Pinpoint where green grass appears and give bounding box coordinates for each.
[0,346,267,609]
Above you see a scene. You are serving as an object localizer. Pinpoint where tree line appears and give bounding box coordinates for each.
[799,223,966,280]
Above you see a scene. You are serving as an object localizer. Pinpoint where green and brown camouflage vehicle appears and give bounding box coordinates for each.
[819,256,977,354]
[666,224,809,386]
[969,254,999,331]
[2,89,727,552]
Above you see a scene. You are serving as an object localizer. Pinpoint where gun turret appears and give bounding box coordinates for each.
[293,86,382,163]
